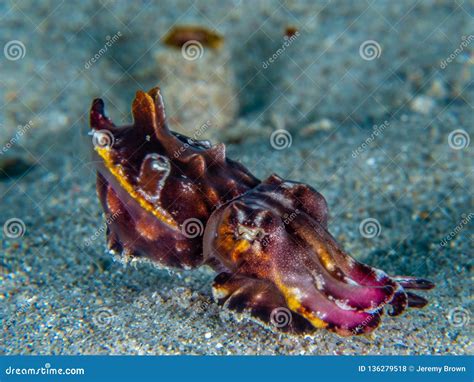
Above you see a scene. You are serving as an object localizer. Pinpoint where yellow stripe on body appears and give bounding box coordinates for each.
[274,278,328,329]
[95,147,178,229]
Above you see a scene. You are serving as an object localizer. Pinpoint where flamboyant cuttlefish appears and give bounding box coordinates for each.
[89,87,434,336]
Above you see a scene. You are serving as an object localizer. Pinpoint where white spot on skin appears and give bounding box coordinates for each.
[347,257,355,268]
[326,263,335,272]
[334,299,356,311]
[252,292,265,302]
[312,272,325,290]
[374,269,388,281]
[289,287,306,301]
[254,211,266,226]
[280,181,296,189]
[179,182,194,194]
[316,311,327,320]
[236,208,245,223]
[151,160,167,171]
[198,140,212,149]
[344,276,358,286]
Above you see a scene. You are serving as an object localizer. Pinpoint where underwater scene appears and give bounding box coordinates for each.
[1,0,472,355]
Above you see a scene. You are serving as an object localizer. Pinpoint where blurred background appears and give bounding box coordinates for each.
[1,0,472,355]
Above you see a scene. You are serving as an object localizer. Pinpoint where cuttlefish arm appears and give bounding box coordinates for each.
[204,175,434,335]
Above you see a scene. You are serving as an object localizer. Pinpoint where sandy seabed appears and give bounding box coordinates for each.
[1,0,472,355]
